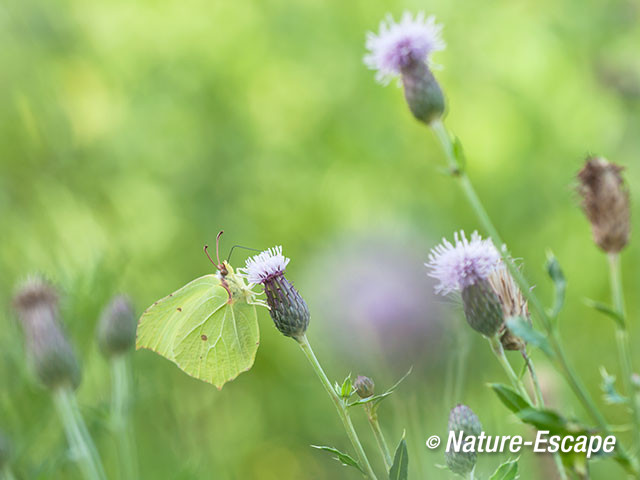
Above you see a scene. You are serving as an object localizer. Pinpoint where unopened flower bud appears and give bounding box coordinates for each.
[365,12,446,124]
[461,279,504,337]
[445,404,482,476]
[0,431,10,470]
[97,295,137,358]
[577,157,630,253]
[354,375,375,398]
[13,276,81,390]
[243,247,310,339]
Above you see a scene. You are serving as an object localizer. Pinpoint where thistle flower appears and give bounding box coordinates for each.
[365,12,446,124]
[97,295,137,358]
[445,404,482,476]
[354,375,375,398]
[488,265,528,351]
[243,246,309,339]
[13,276,81,390]
[577,156,630,253]
[427,231,503,337]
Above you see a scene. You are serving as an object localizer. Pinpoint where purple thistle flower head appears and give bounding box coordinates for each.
[364,11,445,85]
[243,246,290,285]
[426,231,500,295]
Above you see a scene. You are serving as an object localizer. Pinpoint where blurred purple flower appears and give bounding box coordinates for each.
[426,231,500,295]
[364,12,445,84]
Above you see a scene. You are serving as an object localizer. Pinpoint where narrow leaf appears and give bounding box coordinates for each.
[388,437,408,480]
[505,317,553,357]
[489,457,519,480]
[311,445,364,474]
[583,298,624,328]
[600,367,628,405]
[340,374,353,399]
[490,383,531,414]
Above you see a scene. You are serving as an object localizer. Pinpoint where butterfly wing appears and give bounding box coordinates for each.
[136,274,259,389]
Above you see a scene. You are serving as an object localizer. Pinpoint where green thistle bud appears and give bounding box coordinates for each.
[13,276,81,390]
[354,375,375,398]
[401,62,445,124]
[244,247,310,340]
[461,279,504,337]
[0,431,11,470]
[97,295,137,358]
[445,404,482,476]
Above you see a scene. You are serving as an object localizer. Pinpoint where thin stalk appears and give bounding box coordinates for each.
[111,354,139,480]
[489,336,532,403]
[430,119,638,474]
[53,388,107,480]
[297,335,378,480]
[364,405,393,472]
[609,253,640,452]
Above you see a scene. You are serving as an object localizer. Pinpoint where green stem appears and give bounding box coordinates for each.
[430,119,638,474]
[53,388,107,480]
[297,335,378,480]
[364,406,393,472]
[608,253,640,453]
[489,336,532,403]
[111,355,139,480]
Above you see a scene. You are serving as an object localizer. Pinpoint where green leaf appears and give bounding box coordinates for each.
[452,136,466,172]
[348,368,412,409]
[489,457,519,480]
[583,298,625,328]
[545,252,566,319]
[489,384,531,414]
[311,445,364,474]
[600,367,628,405]
[136,265,261,389]
[505,317,553,357]
[516,408,589,436]
[389,437,408,480]
[340,374,353,399]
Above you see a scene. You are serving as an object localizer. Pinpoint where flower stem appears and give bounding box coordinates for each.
[53,388,107,480]
[430,119,638,474]
[297,335,378,479]
[608,253,640,453]
[364,405,393,472]
[111,354,139,480]
[489,336,532,403]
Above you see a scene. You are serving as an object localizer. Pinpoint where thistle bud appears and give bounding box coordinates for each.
[354,375,375,398]
[488,265,528,351]
[13,276,81,390]
[445,404,482,476]
[461,279,504,337]
[243,247,310,339]
[97,295,137,358]
[577,157,630,253]
[364,12,446,124]
[0,431,10,470]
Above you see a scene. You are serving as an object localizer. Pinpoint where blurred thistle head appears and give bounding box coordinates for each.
[445,404,482,476]
[427,231,503,337]
[13,276,81,391]
[354,375,375,398]
[97,294,137,358]
[577,156,630,253]
[364,12,446,124]
[488,265,528,351]
[243,246,310,340]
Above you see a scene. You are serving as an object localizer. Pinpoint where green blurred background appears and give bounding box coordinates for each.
[1,0,640,478]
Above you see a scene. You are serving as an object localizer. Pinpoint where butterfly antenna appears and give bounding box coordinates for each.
[215,231,224,266]
[203,245,218,267]
[227,245,261,263]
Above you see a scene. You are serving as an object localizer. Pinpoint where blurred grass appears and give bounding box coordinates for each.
[1,0,640,478]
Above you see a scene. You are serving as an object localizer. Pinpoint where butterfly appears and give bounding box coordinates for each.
[136,232,265,389]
